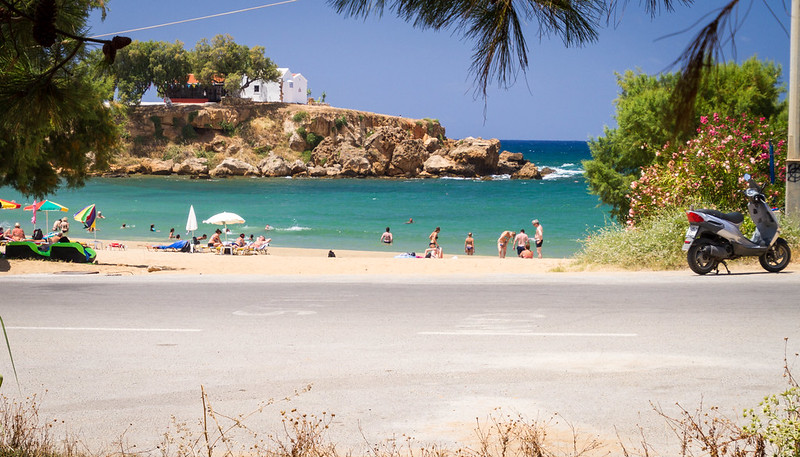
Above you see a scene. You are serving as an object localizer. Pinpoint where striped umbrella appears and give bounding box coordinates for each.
[23,199,68,229]
[0,199,20,210]
[74,204,97,231]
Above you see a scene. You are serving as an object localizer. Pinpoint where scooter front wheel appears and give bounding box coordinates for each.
[759,237,791,272]
[687,239,717,275]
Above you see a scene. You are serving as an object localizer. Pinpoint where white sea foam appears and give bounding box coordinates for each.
[279,225,311,232]
[542,163,585,180]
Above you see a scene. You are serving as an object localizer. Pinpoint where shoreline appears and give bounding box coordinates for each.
[0,237,620,277]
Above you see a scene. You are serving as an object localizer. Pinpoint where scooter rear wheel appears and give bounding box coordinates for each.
[759,237,791,272]
[687,239,717,275]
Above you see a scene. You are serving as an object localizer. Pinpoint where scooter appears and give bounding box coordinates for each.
[682,174,791,275]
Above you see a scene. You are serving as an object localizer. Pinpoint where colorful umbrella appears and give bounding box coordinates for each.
[0,199,20,210]
[23,199,68,229]
[74,204,97,231]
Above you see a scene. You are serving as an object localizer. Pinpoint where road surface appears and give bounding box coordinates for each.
[1,272,799,455]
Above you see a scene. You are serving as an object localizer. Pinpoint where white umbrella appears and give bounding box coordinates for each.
[186,205,198,252]
[203,212,245,241]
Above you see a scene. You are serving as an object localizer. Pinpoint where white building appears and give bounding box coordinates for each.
[240,68,308,104]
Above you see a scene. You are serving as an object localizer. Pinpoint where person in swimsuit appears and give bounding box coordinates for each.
[513,229,529,257]
[380,227,393,244]
[532,219,544,258]
[497,230,515,258]
[464,232,475,255]
[429,227,440,247]
[208,229,222,247]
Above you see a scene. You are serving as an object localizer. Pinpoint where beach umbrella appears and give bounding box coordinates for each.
[74,204,99,246]
[203,211,245,241]
[0,199,20,210]
[186,205,198,252]
[23,199,68,230]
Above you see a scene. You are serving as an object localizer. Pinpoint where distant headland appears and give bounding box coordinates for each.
[106,101,553,180]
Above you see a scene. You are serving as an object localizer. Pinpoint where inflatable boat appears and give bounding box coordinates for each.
[3,241,97,263]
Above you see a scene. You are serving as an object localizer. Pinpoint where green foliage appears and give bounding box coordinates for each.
[254,145,272,156]
[0,316,18,391]
[191,34,279,95]
[334,115,348,130]
[744,375,800,457]
[628,113,785,225]
[113,40,191,103]
[0,0,123,197]
[575,208,689,270]
[584,58,787,223]
[300,150,312,163]
[149,115,165,140]
[293,111,308,123]
[305,133,323,150]
[220,120,237,136]
[296,126,307,138]
[161,145,183,161]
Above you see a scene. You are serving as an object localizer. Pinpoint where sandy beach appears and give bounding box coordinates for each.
[0,237,623,277]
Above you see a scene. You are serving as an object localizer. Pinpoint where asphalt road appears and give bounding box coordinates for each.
[1,272,799,455]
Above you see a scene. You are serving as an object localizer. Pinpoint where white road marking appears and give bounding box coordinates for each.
[418,331,637,337]
[7,326,201,332]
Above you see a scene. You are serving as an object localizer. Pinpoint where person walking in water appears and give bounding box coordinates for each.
[532,219,544,258]
[380,227,393,244]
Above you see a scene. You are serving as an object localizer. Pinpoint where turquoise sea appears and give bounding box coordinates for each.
[0,140,613,258]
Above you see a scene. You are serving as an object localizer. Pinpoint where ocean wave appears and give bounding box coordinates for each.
[543,167,585,180]
[278,225,312,232]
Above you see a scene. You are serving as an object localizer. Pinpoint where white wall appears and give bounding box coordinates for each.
[240,68,308,104]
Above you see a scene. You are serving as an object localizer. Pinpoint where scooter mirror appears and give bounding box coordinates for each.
[743,173,751,181]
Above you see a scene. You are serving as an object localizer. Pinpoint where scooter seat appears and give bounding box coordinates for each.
[696,209,744,224]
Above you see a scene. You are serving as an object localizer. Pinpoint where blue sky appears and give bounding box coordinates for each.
[88,1,792,141]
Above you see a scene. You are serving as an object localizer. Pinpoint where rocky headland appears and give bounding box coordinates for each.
[109,101,552,179]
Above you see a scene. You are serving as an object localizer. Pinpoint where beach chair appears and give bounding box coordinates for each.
[106,241,126,251]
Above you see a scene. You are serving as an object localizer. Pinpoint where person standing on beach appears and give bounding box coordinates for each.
[429,227,440,247]
[380,227,393,244]
[532,219,544,258]
[464,232,475,255]
[513,229,529,257]
[497,230,515,258]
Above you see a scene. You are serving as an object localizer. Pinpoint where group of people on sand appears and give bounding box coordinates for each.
[0,216,75,243]
[202,228,270,250]
[379,219,544,259]
[497,220,543,259]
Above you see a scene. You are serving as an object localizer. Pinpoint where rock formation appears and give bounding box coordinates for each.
[107,101,547,180]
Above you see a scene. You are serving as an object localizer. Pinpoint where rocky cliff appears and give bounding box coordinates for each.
[110,101,549,179]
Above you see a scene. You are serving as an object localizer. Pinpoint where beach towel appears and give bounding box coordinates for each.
[152,240,190,252]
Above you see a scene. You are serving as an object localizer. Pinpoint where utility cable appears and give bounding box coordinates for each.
[90,0,298,38]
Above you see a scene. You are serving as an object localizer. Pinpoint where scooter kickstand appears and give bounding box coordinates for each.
[720,260,731,274]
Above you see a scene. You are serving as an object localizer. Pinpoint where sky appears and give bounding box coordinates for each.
[87,1,793,141]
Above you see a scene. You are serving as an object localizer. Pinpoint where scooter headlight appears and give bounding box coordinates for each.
[745,188,758,197]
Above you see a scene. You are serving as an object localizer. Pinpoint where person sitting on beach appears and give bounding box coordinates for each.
[520,248,534,259]
[235,233,247,247]
[59,217,69,234]
[497,230,515,258]
[380,227,393,244]
[252,235,271,248]
[10,222,25,241]
[168,228,175,239]
[208,229,222,247]
[424,243,443,259]
[464,232,475,255]
[52,218,63,233]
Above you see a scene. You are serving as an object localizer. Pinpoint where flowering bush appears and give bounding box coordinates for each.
[627,113,786,226]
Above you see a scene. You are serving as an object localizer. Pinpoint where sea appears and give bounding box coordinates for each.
[0,140,614,258]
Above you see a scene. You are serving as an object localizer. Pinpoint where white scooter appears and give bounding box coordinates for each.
[682,174,791,274]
